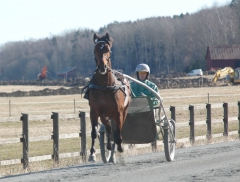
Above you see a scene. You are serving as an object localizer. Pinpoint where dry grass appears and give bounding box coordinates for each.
[1,85,240,176]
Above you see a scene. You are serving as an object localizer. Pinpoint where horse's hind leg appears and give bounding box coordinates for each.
[100,116,112,151]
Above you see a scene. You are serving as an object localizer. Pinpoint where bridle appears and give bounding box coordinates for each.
[81,37,127,97]
[94,40,112,72]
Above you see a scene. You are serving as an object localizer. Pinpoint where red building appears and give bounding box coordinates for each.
[206,45,240,70]
[57,67,78,79]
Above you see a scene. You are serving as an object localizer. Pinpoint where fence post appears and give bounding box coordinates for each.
[170,106,176,122]
[79,111,87,162]
[223,103,228,136]
[20,113,29,170]
[238,102,240,139]
[189,105,195,144]
[51,112,59,165]
[206,104,212,140]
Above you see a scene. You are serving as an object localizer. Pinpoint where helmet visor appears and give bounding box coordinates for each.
[138,71,148,74]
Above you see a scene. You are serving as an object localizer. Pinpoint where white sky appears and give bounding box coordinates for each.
[0,0,231,45]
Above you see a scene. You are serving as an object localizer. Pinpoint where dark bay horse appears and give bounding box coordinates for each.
[88,33,131,161]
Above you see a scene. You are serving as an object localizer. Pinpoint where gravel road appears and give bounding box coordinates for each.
[1,140,240,182]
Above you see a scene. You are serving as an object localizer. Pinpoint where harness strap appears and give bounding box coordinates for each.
[81,85,89,98]
[81,83,126,98]
[95,40,111,46]
[89,84,126,96]
[81,70,129,98]
[95,41,107,45]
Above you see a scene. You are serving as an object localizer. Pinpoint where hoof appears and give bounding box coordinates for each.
[117,145,124,153]
[109,156,116,164]
[88,154,96,162]
[128,144,135,149]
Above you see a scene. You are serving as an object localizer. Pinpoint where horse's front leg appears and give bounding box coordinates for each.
[89,112,98,162]
[114,115,124,153]
[114,127,124,152]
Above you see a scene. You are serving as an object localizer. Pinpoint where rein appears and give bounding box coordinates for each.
[88,83,126,93]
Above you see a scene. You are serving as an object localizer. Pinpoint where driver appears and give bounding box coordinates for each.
[131,63,160,106]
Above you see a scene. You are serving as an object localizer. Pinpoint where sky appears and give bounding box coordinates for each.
[0,0,231,46]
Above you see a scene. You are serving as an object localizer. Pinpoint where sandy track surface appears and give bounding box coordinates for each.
[1,140,239,182]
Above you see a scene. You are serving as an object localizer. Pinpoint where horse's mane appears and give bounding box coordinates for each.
[94,33,113,48]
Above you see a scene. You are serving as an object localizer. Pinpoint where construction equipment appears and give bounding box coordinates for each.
[233,68,240,84]
[37,66,47,80]
[211,67,240,84]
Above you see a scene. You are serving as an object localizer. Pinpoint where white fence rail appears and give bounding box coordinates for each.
[1,102,239,167]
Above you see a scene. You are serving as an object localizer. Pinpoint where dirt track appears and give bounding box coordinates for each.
[1,140,239,182]
[1,75,238,181]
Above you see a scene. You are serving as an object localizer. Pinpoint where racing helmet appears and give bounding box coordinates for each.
[135,63,150,80]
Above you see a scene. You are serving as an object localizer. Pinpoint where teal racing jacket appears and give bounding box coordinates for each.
[130,79,159,106]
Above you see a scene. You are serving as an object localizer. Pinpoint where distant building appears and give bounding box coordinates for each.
[57,67,77,79]
[206,45,240,70]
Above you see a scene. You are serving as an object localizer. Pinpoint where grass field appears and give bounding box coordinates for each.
[0,85,240,176]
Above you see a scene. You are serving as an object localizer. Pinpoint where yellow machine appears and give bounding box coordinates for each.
[212,67,240,84]
[233,68,240,84]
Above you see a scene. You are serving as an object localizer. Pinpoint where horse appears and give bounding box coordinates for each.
[87,33,131,162]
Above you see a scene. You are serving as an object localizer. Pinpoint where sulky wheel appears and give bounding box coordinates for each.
[99,132,111,163]
[163,119,176,162]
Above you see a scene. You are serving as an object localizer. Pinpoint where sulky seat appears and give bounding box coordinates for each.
[121,97,157,144]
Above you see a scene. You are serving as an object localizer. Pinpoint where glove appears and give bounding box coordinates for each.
[140,92,146,97]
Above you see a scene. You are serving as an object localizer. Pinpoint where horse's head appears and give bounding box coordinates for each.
[93,33,113,74]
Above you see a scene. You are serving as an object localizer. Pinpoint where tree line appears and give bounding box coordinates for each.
[0,1,240,80]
